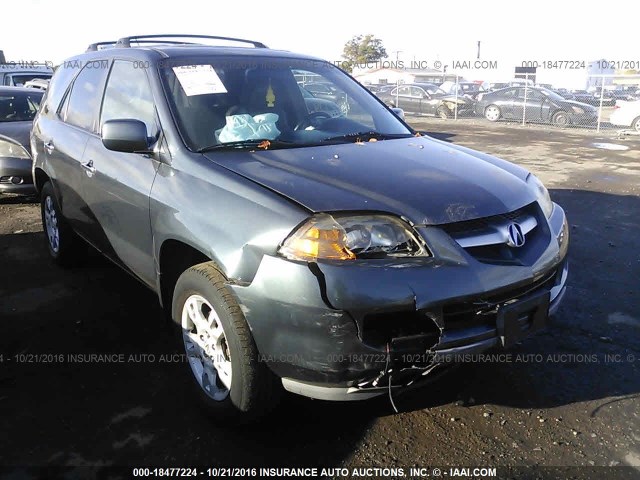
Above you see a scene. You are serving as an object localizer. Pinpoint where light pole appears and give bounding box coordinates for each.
[393,50,403,107]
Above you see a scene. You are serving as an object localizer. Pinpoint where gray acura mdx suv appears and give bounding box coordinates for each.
[31,35,569,421]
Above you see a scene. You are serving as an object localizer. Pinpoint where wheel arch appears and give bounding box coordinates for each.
[157,239,223,311]
[33,167,50,194]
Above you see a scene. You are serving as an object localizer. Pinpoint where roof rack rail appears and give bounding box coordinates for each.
[115,34,268,49]
[86,39,210,52]
[86,41,118,52]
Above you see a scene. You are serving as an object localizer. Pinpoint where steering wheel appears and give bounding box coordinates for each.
[294,111,332,131]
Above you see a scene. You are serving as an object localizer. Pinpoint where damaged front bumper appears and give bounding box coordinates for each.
[230,204,569,401]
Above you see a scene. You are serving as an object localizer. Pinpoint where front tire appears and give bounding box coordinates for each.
[172,262,280,422]
[437,105,449,119]
[632,116,640,132]
[40,181,85,267]
[552,111,571,126]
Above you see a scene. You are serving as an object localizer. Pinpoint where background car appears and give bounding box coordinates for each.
[298,85,343,118]
[592,90,616,106]
[300,82,350,115]
[24,78,50,90]
[439,81,486,99]
[0,86,43,194]
[0,62,53,87]
[475,87,597,126]
[609,90,637,102]
[609,100,640,131]
[365,84,395,94]
[552,89,576,100]
[377,83,476,118]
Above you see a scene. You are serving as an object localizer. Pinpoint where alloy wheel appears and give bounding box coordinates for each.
[182,294,232,401]
[43,195,60,253]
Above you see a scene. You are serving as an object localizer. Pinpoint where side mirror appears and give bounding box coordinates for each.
[390,107,405,120]
[101,119,149,153]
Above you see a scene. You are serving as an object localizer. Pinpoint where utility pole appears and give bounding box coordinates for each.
[392,50,403,107]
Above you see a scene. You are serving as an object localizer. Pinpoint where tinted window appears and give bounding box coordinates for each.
[0,91,43,122]
[101,61,158,137]
[520,89,544,101]
[63,62,109,132]
[499,88,518,98]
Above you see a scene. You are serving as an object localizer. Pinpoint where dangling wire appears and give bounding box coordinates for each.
[386,343,399,413]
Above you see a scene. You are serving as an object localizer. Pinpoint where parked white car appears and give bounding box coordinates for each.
[609,101,640,131]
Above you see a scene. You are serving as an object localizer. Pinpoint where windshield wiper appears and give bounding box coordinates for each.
[197,139,295,153]
[320,131,413,144]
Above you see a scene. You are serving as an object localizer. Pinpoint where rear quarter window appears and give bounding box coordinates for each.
[43,64,79,116]
[59,61,110,132]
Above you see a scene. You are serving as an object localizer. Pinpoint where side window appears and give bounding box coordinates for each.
[62,62,109,132]
[410,87,425,98]
[525,90,544,101]
[44,65,77,116]
[101,60,159,138]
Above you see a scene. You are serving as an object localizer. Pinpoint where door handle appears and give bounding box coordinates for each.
[81,160,96,175]
[44,141,55,154]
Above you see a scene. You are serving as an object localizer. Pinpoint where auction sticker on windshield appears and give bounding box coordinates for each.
[172,65,228,96]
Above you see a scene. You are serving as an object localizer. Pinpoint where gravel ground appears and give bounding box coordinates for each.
[0,120,639,479]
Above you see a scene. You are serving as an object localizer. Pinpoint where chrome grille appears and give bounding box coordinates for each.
[439,203,546,265]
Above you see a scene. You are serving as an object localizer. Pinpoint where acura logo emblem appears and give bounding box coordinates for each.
[506,223,526,247]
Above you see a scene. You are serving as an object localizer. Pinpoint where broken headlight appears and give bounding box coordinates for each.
[527,174,554,218]
[278,213,428,261]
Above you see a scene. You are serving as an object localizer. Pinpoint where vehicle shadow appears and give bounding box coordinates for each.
[0,188,638,466]
[0,230,378,467]
[0,193,38,205]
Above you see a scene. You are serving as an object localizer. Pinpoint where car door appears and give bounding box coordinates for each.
[80,60,161,287]
[521,89,544,122]
[43,62,109,236]
[391,86,412,112]
[420,88,440,116]
[497,88,520,119]
[409,86,427,114]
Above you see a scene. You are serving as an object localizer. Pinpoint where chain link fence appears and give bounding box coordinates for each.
[359,70,640,133]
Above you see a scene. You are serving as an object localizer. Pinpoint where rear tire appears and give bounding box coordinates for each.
[40,181,85,267]
[484,105,501,122]
[172,262,280,423]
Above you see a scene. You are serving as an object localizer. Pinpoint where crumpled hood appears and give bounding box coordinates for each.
[204,136,536,225]
[434,94,474,105]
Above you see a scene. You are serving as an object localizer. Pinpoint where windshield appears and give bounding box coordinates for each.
[0,91,43,122]
[160,57,412,151]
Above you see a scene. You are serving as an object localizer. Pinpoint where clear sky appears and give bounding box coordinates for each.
[2,0,636,86]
